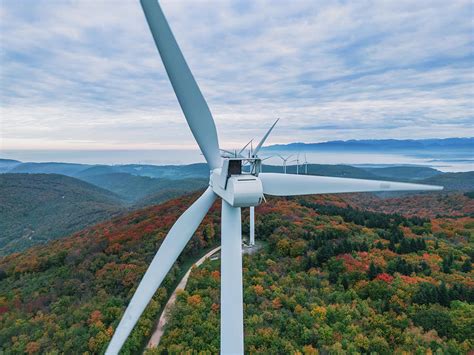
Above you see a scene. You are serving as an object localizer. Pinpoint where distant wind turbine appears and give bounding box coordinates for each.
[105,1,443,354]
[278,154,294,174]
[290,153,301,174]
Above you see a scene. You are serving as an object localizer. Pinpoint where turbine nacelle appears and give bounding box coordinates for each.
[210,158,264,207]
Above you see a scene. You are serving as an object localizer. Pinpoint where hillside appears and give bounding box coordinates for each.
[0,191,472,353]
[134,187,208,208]
[0,169,206,255]
[342,192,474,218]
[419,171,474,191]
[77,172,207,203]
[261,164,380,179]
[115,163,209,179]
[0,174,125,255]
[0,192,220,354]
[152,194,474,354]
[73,165,117,177]
[363,166,442,180]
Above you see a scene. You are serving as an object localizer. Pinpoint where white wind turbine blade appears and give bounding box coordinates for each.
[259,173,443,196]
[239,139,253,156]
[105,188,216,355]
[141,0,221,170]
[221,201,244,354]
[253,118,279,156]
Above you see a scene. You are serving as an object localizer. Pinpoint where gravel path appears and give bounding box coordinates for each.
[146,246,221,349]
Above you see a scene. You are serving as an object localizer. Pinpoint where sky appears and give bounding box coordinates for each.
[1,0,473,153]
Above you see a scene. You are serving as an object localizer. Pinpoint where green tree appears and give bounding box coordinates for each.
[461,258,472,273]
[412,307,453,338]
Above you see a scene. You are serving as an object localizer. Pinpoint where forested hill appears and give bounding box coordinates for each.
[153,194,474,354]
[0,174,125,255]
[0,191,472,353]
[78,172,207,203]
[420,171,474,191]
[0,173,208,255]
[0,192,221,354]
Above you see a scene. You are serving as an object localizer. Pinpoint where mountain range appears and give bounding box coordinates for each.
[1,157,473,255]
[0,159,209,179]
[263,137,474,153]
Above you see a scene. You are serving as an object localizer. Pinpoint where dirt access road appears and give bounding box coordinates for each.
[146,246,221,349]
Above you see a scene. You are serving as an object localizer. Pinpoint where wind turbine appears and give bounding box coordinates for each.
[278,154,294,174]
[247,155,274,247]
[290,153,301,174]
[105,1,443,354]
[258,156,274,172]
[246,120,278,247]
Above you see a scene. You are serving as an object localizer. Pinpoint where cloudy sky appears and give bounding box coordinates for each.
[1,0,473,152]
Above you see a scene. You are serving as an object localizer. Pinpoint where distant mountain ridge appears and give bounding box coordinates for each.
[79,172,207,203]
[8,162,90,176]
[264,137,474,152]
[1,154,472,255]
[0,158,22,173]
[1,161,210,179]
[2,159,473,194]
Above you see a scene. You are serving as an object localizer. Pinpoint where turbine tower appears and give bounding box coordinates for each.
[249,204,255,246]
[248,119,278,247]
[248,155,273,247]
[105,1,443,354]
[290,153,301,174]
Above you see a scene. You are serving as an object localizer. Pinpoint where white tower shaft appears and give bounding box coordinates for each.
[221,201,244,354]
[249,206,255,246]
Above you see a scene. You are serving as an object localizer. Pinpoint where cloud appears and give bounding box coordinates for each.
[1,0,473,152]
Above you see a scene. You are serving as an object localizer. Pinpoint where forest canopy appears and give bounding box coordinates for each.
[0,192,473,354]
